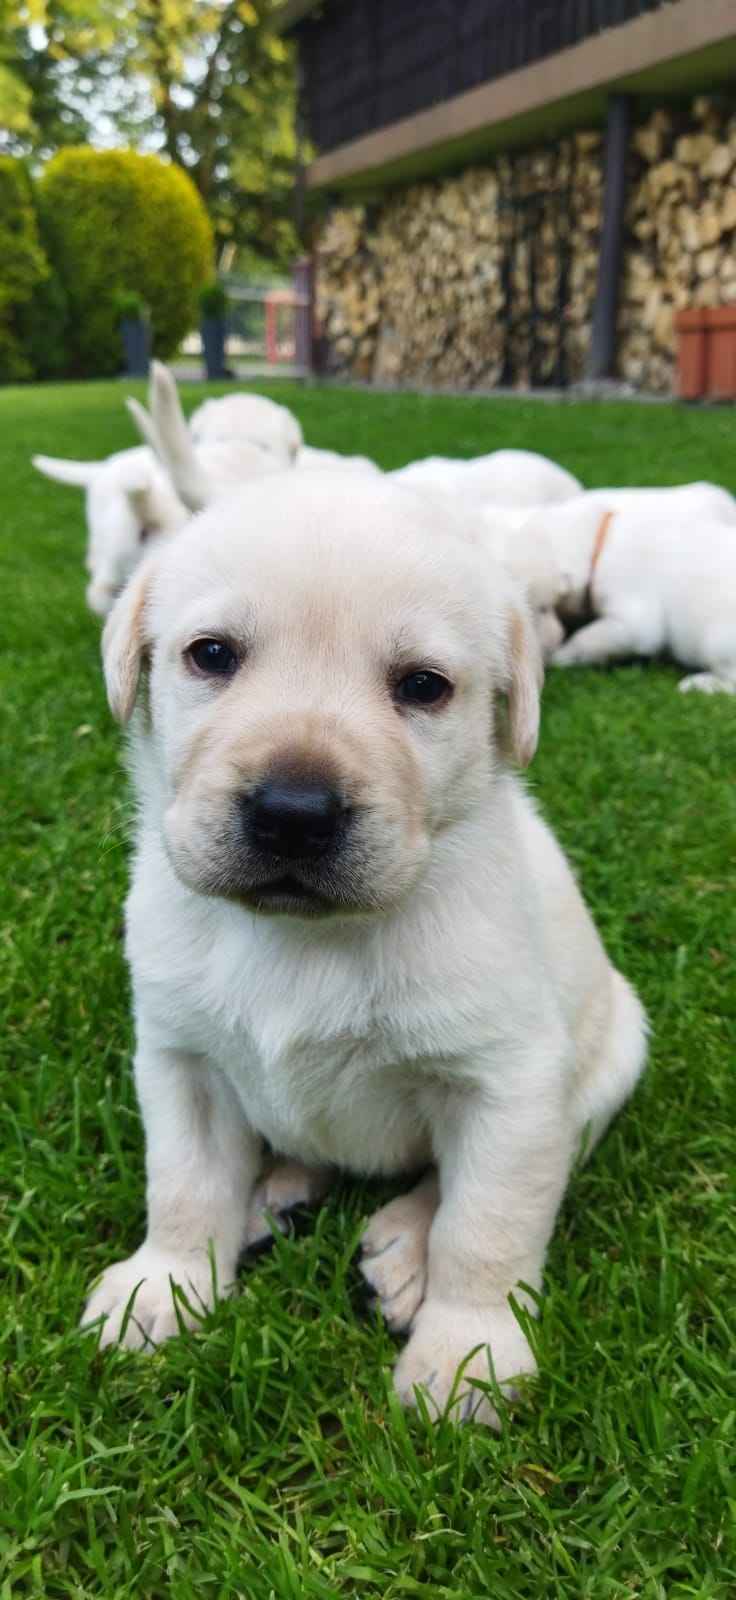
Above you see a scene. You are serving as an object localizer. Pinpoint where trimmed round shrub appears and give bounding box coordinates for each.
[38,149,213,377]
[0,157,49,384]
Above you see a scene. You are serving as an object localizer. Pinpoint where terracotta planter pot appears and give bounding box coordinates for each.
[675,306,736,401]
[705,306,736,401]
[675,309,707,400]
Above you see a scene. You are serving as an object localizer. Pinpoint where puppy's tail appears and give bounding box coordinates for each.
[142,360,211,513]
[125,396,163,460]
[32,454,102,488]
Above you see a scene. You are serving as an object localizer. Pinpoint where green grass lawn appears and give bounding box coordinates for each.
[2,379,735,1598]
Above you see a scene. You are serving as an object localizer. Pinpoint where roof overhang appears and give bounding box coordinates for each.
[293,0,736,194]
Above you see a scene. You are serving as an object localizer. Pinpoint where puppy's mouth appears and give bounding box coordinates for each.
[236,873,343,917]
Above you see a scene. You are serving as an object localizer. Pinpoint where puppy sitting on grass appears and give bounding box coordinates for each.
[84,474,647,1425]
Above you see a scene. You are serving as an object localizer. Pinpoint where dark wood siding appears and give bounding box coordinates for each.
[297,0,673,155]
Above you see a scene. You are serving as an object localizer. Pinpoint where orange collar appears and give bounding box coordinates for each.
[587,509,614,608]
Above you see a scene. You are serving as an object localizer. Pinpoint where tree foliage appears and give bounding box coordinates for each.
[2,0,300,271]
[120,0,299,267]
[1,0,133,154]
[0,0,32,137]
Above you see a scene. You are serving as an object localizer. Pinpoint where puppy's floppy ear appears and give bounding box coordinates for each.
[500,596,544,767]
[102,558,154,723]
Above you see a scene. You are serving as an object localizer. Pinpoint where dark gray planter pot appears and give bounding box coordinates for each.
[121,318,151,378]
[201,316,227,379]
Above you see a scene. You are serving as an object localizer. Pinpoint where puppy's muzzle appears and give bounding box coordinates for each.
[243,776,348,863]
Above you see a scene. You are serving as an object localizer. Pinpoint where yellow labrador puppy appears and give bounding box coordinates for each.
[84,474,647,1425]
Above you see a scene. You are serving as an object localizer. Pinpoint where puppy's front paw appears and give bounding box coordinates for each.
[550,641,581,668]
[393,1299,537,1428]
[81,1244,235,1350]
[678,671,735,696]
[360,1181,437,1332]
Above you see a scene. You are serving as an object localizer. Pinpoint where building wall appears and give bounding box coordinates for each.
[313,93,736,394]
[297,0,675,158]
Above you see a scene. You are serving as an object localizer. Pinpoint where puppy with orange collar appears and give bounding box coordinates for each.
[520,497,736,693]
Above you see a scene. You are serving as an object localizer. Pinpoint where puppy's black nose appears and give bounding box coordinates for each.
[247,778,343,860]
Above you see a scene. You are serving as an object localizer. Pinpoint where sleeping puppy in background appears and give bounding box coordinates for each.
[521,499,736,693]
[83,475,647,1426]
[188,386,303,464]
[583,481,736,525]
[390,448,582,507]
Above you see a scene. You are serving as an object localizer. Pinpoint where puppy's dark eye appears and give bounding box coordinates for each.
[395,670,452,708]
[187,638,238,678]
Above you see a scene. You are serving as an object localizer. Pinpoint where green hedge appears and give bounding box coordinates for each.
[38,149,214,377]
[0,158,49,384]
[14,191,72,381]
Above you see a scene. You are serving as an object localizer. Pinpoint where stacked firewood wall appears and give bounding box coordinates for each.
[313,94,736,394]
[620,97,736,392]
[314,133,603,389]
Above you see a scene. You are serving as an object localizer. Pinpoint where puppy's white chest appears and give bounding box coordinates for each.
[143,920,439,1175]
[225,1030,429,1175]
